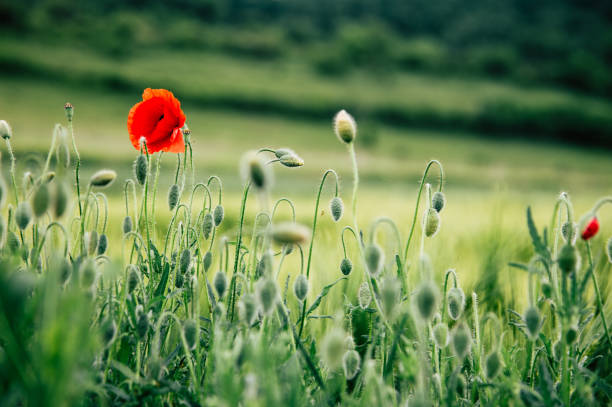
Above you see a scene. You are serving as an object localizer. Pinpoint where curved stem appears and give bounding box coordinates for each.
[229,182,251,322]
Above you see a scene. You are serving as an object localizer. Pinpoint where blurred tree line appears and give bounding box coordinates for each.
[1,0,612,97]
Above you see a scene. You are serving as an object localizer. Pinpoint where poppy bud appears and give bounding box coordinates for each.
[330,196,344,222]
[183,319,198,350]
[565,324,578,344]
[541,279,552,299]
[179,249,191,274]
[524,306,541,340]
[293,274,309,302]
[381,276,400,316]
[136,306,150,339]
[175,271,185,288]
[581,217,599,240]
[256,278,278,315]
[257,250,274,278]
[102,319,117,348]
[203,250,212,272]
[59,258,72,284]
[213,270,227,299]
[432,191,446,213]
[484,351,502,380]
[415,280,439,321]
[451,322,472,360]
[134,154,148,185]
[239,294,257,326]
[90,170,116,188]
[64,102,74,121]
[334,110,357,144]
[447,287,465,321]
[274,148,295,159]
[279,153,304,168]
[364,243,384,277]
[31,184,50,218]
[53,181,70,218]
[558,244,577,274]
[202,213,213,240]
[320,328,346,370]
[561,221,577,244]
[271,222,311,245]
[607,237,612,264]
[342,350,361,380]
[432,322,449,348]
[15,202,32,230]
[127,265,139,293]
[424,207,440,237]
[242,152,270,190]
[340,257,352,275]
[87,230,99,256]
[0,120,12,139]
[168,184,180,210]
[358,282,372,309]
[80,258,97,288]
[122,216,133,234]
[97,234,108,255]
[213,205,224,226]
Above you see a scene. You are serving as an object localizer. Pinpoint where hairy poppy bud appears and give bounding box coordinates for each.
[433,322,449,348]
[274,148,295,159]
[334,110,357,144]
[90,170,116,188]
[64,102,74,121]
[364,243,384,277]
[447,287,465,321]
[581,217,599,240]
[257,250,274,278]
[127,265,139,293]
[87,230,99,256]
[424,208,440,237]
[175,271,185,288]
[293,274,309,302]
[183,319,198,350]
[122,216,133,234]
[213,205,224,226]
[213,270,227,299]
[15,202,32,230]
[80,258,97,287]
[358,282,372,309]
[340,257,352,275]
[179,249,191,274]
[484,351,502,380]
[203,251,212,272]
[342,350,361,380]
[97,234,108,255]
[415,280,439,321]
[134,154,147,186]
[102,318,117,348]
[541,279,552,299]
[242,152,271,190]
[607,237,612,264]
[524,306,541,340]
[239,294,257,326]
[59,258,72,284]
[558,244,577,274]
[32,184,50,217]
[202,213,213,240]
[0,120,12,139]
[321,328,346,370]
[136,306,150,339]
[271,222,311,245]
[168,184,180,210]
[279,153,304,168]
[565,324,578,344]
[432,191,446,213]
[53,182,70,218]
[561,221,577,244]
[257,278,278,314]
[330,196,344,222]
[451,322,472,360]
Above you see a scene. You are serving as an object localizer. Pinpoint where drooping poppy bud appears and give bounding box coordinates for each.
[340,257,352,275]
[330,196,344,222]
[90,170,117,188]
[342,350,361,380]
[293,274,309,302]
[581,217,599,240]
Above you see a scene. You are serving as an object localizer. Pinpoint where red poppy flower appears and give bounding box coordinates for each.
[581,217,599,240]
[127,88,186,153]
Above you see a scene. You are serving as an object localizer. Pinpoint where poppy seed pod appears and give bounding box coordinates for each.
[257,278,278,315]
[451,322,472,360]
[606,237,612,264]
[134,154,148,186]
[203,251,212,272]
[183,319,198,350]
[447,287,465,321]
[581,217,599,240]
[90,170,117,188]
[340,257,353,275]
[358,282,372,309]
[334,110,357,144]
[64,102,74,121]
[97,234,108,255]
[321,328,346,370]
[0,120,12,139]
[213,270,227,299]
[330,196,344,222]
[168,184,180,210]
[15,202,33,230]
[524,306,541,340]
[342,350,361,380]
[202,213,214,240]
[561,221,577,244]
[239,294,257,326]
[123,216,133,234]
[293,274,309,302]
[32,183,50,217]
[364,243,384,277]
[558,244,577,274]
[213,204,224,226]
[279,153,304,168]
[432,322,449,348]
[179,249,191,274]
[432,191,446,213]
[271,222,311,245]
[127,265,140,293]
[102,319,117,348]
[87,231,99,256]
[53,181,70,218]
[484,351,503,380]
[424,207,441,237]
[415,280,439,321]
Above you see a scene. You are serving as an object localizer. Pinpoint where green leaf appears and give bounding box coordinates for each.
[306,276,347,316]
[526,207,551,261]
[154,262,170,300]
